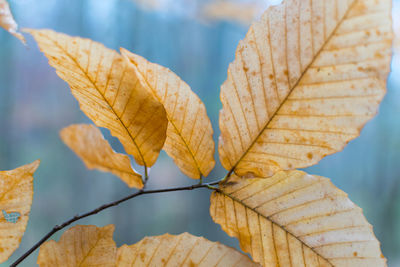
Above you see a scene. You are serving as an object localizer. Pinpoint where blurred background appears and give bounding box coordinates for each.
[0,0,399,265]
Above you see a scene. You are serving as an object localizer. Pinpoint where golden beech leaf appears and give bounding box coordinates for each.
[0,160,40,263]
[121,48,215,179]
[37,225,117,267]
[210,171,386,267]
[27,29,168,168]
[116,232,259,266]
[201,1,264,26]
[60,124,143,189]
[0,0,25,43]
[219,0,393,178]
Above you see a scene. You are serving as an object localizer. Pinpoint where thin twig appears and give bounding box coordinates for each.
[10,181,220,267]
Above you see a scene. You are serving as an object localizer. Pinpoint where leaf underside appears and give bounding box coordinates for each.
[219,0,392,178]
[27,29,168,168]
[210,171,386,267]
[60,124,143,189]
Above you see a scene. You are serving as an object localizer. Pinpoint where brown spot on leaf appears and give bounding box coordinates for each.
[140,252,146,261]
[307,152,313,160]
[375,52,383,59]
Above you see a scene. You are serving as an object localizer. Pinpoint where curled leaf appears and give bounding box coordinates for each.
[0,161,40,263]
[27,29,168,168]
[116,232,258,266]
[0,0,25,43]
[210,171,386,266]
[121,48,215,179]
[60,124,143,189]
[219,0,392,178]
[37,225,117,267]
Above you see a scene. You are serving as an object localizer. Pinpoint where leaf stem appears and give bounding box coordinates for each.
[10,181,220,267]
[143,166,149,188]
[198,175,204,185]
[220,169,234,184]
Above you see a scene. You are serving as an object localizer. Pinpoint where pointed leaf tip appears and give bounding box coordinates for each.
[0,0,25,43]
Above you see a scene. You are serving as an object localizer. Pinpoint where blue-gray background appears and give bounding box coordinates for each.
[0,0,399,266]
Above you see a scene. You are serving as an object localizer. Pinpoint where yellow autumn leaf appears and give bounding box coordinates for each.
[219,0,392,178]
[27,29,168,168]
[0,160,40,263]
[210,171,386,266]
[60,124,143,189]
[201,1,266,26]
[0,0,25,43]
[37,224,117,267]
[116,232,259,266]
[121,48,215,179]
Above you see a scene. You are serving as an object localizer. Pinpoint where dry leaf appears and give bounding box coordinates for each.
[201,1,266,26]
[0,161,40,263]
[219,0,392,178]
[116,232,258,266]
[210,171,386,266]
[60,124,143,189]
[121,48,215,179]
[37,224,117,267]
[27,29,168,168]
[0,0,25,43]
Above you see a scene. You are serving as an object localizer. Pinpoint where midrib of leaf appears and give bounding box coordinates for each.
[78,235,102,267]
[132,64,203,178]
[216,189,333,266]
[49,39,147,167]
[227,0,358,177]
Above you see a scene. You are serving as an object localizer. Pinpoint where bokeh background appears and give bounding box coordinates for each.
[0,0,399,265]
